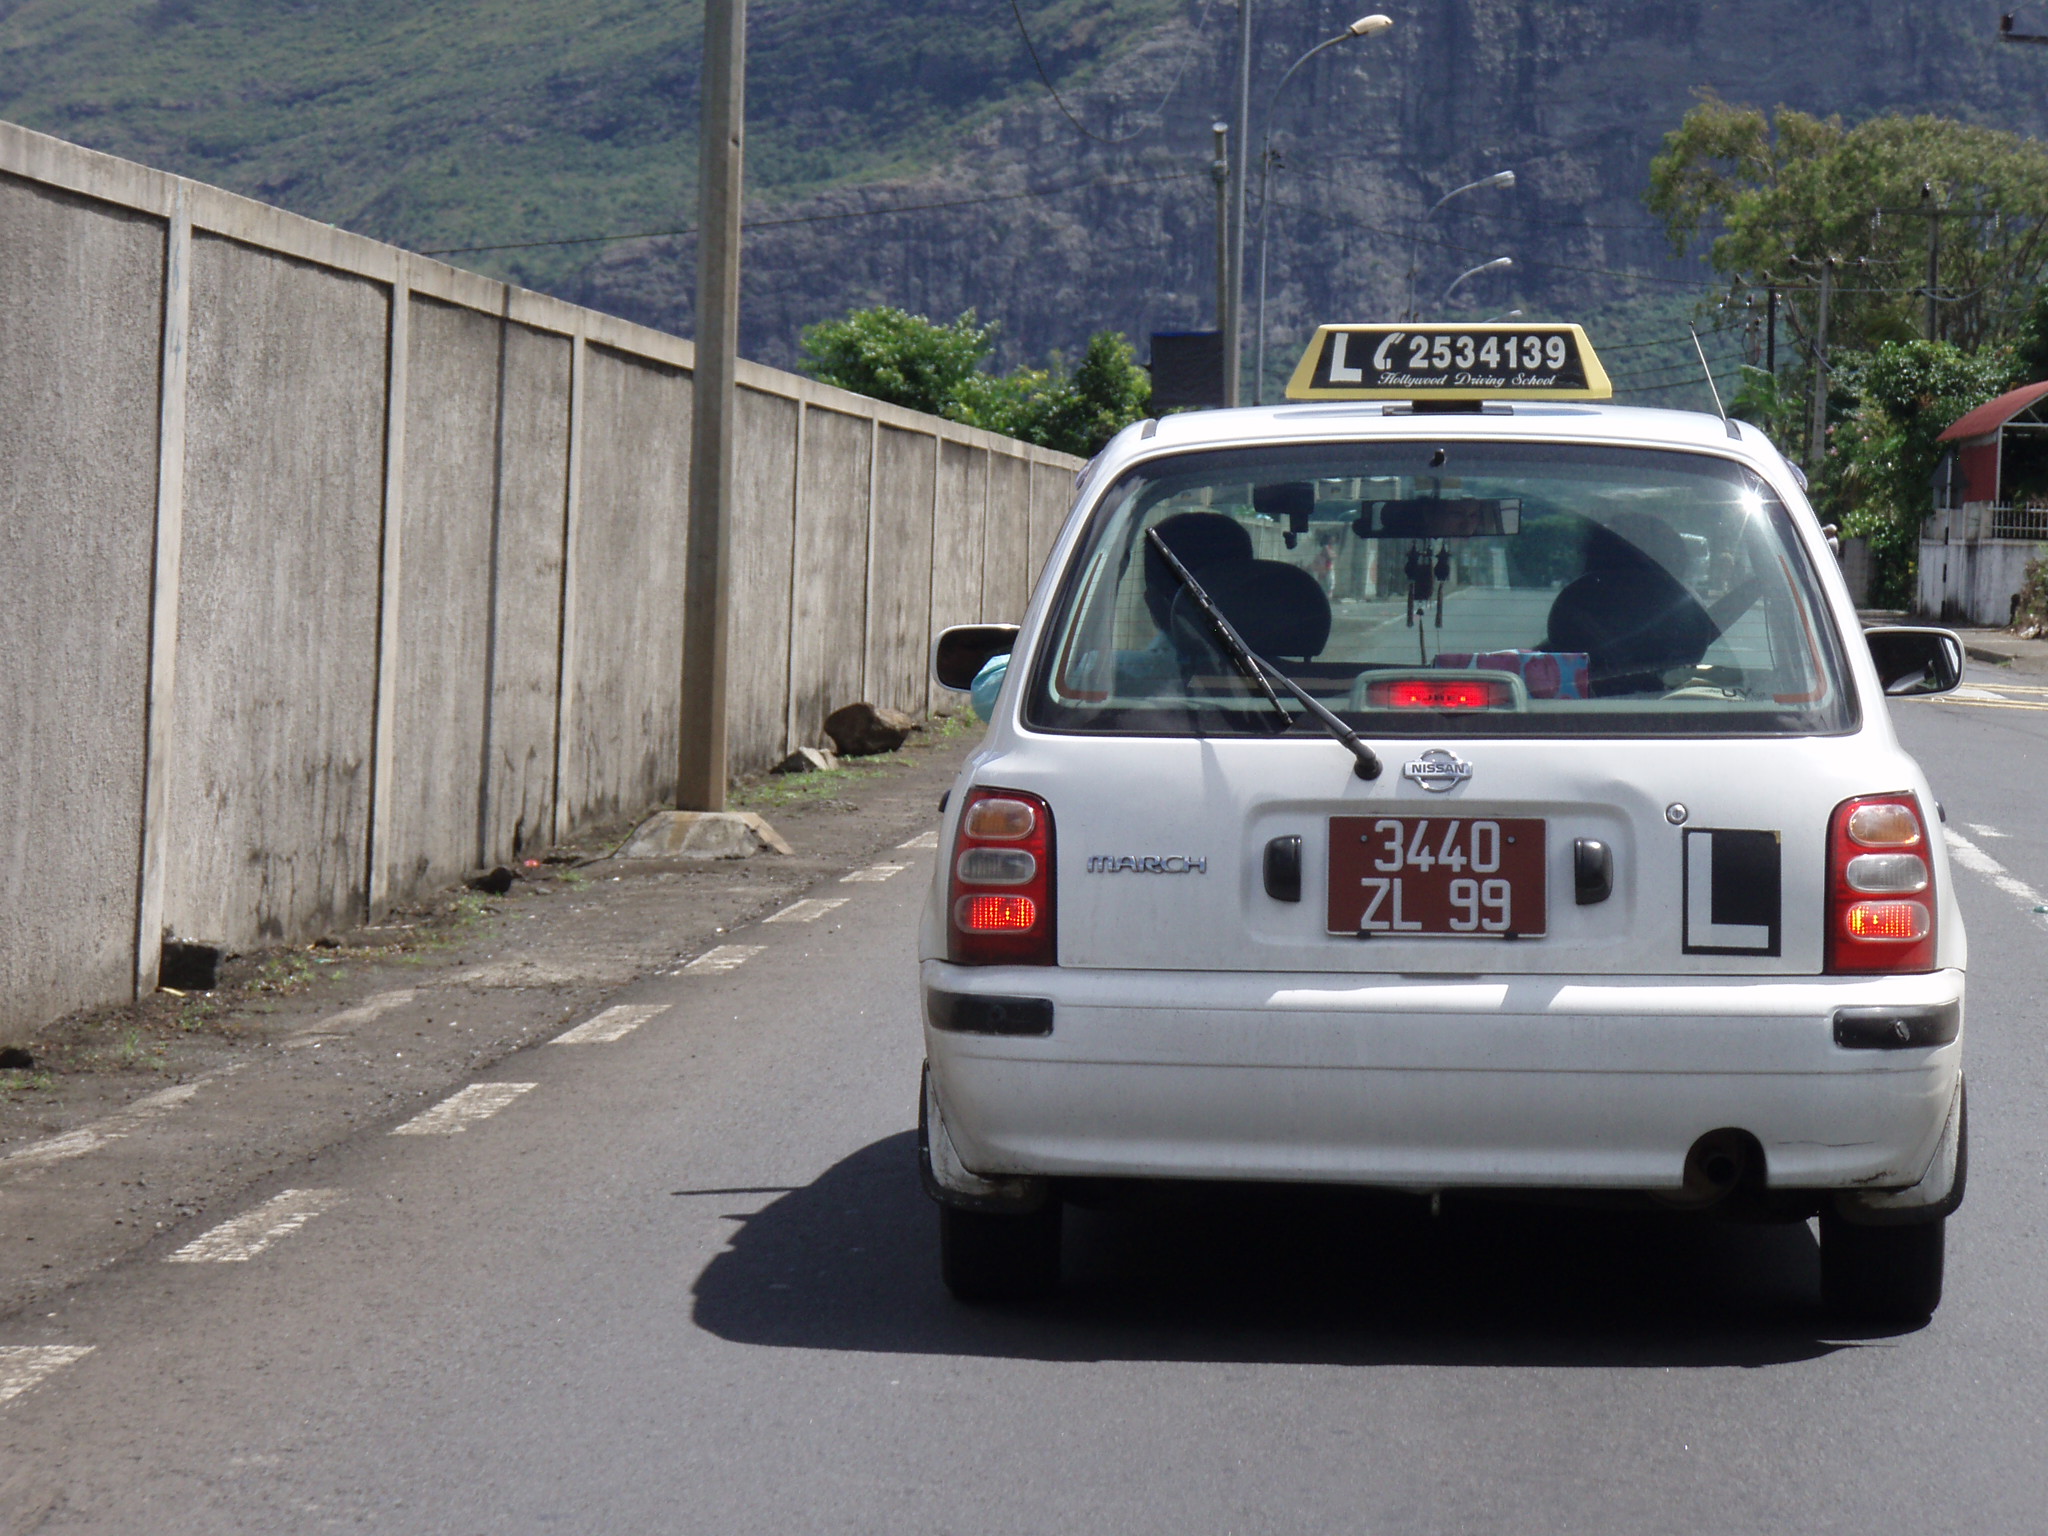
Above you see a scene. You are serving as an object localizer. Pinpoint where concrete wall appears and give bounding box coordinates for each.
[1918,533,2040,626]
[0,119,1083,1041]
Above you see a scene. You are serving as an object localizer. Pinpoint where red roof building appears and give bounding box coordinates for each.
[1934,380,2048,512]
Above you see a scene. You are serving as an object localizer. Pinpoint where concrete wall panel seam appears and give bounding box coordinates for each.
[132,184,189,997]
[860,416,880,702]
[783,400,807,754]
[550,332,587,847]
[364,275,410,916]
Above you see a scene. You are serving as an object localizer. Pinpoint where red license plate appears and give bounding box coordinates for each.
[1327,816,1547,937]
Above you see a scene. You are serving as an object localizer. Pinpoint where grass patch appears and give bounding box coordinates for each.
[734,762,889,810]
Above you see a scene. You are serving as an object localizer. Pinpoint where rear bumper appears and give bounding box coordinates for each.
[922,962,1964,1195]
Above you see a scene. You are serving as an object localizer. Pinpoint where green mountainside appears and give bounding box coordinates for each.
[0,0,1174,292]
[7,1,2048,407]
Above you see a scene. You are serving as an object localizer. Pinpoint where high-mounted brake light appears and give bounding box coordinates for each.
[1827,793,1936,973]
[1365,678,1510,711]
[949,789,1055,965]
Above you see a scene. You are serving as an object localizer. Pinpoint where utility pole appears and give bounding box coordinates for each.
[1809,257,1834,474]
[1224,0,1251,407]
[1922,182,1942,340]
[1212,121,1230,342]
[1766,286,1777,376]
[679,0,745,811]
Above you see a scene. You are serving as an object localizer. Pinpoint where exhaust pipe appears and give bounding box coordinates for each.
[1669,1128,1763,1209]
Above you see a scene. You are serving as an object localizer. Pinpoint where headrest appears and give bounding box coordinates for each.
[1172,559,1332,661]
[1143,511,1255,629]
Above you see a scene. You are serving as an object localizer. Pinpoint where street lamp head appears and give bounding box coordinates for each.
[1487,170,1516,189]
[1347,13,1394,36]
[1484,256,1514,273]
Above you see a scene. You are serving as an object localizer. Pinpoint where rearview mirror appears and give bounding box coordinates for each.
[1865,626,1964,696]
[933,624,1020,691]
[1360,498,1522,539]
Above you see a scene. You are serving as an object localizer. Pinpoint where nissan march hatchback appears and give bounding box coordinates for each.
[919,323,1967,1323]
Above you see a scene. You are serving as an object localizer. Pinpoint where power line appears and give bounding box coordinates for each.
[1005,0,1220,146]
[419,171,1200,257]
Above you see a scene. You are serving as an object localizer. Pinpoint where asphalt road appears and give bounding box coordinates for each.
[5,678,2048,1534]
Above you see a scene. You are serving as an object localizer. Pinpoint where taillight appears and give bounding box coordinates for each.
[948,788,1055,965]
[1827,793,1936,973]
[1364,677,1511,710]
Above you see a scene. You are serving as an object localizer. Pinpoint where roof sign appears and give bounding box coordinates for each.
[1284,323,1613,402]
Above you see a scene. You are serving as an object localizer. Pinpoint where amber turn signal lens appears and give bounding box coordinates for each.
[1844,900,1931,942]
[955,894,1038,932]
[1846,803,1921,848]
[962,797,1037,839]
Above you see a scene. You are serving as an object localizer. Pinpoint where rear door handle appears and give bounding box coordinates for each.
[1574,838,1613,905]
[1264,835,1303,902]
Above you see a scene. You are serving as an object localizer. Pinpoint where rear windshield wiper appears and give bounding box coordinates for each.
[1146,527,1383,781]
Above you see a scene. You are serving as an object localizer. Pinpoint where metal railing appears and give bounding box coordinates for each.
[1988,504,2048,540]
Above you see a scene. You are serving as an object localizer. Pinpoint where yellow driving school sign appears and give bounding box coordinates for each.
[1284,323,1614,402]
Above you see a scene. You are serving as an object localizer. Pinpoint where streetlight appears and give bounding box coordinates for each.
[1403,170,1515,320]
[1442,256,1513,307]
[1249,13,1394,403]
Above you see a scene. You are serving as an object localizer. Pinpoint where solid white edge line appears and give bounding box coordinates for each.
[1943,828,2048,919]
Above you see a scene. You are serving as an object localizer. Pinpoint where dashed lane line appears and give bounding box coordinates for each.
[683,944,765,974]
[391,1083,537,1136]
[897,830,940,850]
[286,987,419,1046]
[1943,829,2048,924]
[0,1346,94,1407]
[1966,823,2009,840]
[1,1081,206,1174]
[554,1002,669,1044]
[763,897,849,924]
[167,1189,346,1263]
[841,864,908,883]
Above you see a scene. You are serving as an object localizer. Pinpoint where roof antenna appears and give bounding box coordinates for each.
[1689,325,1736,436]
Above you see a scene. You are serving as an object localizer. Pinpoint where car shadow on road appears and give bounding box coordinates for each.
[688,1132,1893,1368]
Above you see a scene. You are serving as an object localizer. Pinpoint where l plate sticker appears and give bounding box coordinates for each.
[1682,828,1781,956]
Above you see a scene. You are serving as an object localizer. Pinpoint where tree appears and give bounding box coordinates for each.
[799,306,1150,458]
[1647,95,2048,443]
[1827,340,2017,606]
[1648,97,2048,602]
[797,306,998,419]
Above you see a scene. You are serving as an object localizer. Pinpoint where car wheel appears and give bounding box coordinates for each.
[1820,1211,1945,1324]
[939,1200,1062,1303]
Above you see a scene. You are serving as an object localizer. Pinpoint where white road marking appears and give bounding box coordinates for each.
[390,1083,537,1135]
[167,1189,345,1263]
[683,944,765,973]
[554,1002,669,1044]
[764,897,848,924]
[0,1345,94,1407]
[1966,823,2009,839]
[1,1081,205,1173]
[841,864,907,883]
[897,830,940,850]
[285,987,421,1048]
[1943,829,2048,921]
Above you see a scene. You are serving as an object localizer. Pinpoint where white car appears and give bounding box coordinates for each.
[919,323,1966,1323]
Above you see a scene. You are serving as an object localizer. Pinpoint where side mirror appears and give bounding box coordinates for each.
[1865,625,1964,697]
[933,624,1020,691]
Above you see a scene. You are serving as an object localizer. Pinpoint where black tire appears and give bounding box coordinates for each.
[939,1200,1062,1303]
[1820,1211,1945,1324]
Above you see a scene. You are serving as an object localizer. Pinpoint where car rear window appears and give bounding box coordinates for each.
[1025,439,1857,738]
